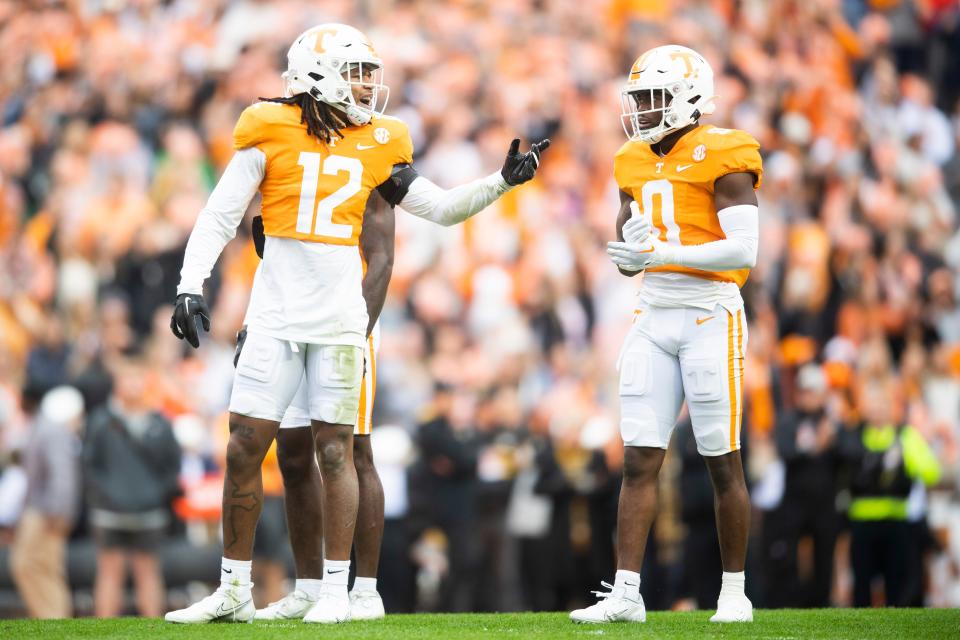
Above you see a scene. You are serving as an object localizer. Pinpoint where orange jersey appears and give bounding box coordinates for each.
[614,125,763,287]
[233,102,413,246]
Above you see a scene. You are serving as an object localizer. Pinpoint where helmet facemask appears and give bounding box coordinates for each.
[619,45,716,144]
[621,82,704,144]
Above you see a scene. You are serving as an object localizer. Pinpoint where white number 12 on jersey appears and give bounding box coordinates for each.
[296,152,362,238]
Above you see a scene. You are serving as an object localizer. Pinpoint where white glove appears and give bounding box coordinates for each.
[622,202,651,244]
[608,200,676,271]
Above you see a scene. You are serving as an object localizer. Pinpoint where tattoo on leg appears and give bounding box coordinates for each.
[230,424,255,440]
[224,476,260,551]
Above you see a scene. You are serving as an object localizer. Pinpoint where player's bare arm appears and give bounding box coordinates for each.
[358,191,395,337]
[714,171,758,210]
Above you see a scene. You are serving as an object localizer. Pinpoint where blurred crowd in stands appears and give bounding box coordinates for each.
[1,0,960,617]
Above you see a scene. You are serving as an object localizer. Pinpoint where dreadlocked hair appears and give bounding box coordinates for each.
[258,93,348,144]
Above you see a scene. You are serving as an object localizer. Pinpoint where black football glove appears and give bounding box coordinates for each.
[233,326,247,368]
[170,293,211,348]
[500,138,551,186]
[252,215,265,259]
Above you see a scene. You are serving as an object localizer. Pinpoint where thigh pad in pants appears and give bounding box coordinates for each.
[305,344,364,426]
[681,308,746,457]
[229,332,305,422]
[618,327,683,449]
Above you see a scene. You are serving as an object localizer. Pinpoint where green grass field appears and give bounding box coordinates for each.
[2,609,959,640]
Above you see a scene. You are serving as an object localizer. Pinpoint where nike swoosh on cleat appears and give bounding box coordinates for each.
[327,569,346,574]
[223,569,232,574]
[216,600,250,617]
[604,606,630,621]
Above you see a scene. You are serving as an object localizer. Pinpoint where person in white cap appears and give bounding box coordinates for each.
[10,385,84,619]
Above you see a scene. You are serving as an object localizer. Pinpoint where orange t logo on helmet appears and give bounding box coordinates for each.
[304,27,340,53]
[669,52,698,78]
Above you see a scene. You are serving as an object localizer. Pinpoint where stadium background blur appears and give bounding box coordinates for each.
[1,0,959,618]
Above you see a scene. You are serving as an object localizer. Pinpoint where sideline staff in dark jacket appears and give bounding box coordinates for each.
[83,357,181,617]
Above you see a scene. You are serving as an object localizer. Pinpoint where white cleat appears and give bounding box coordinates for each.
[569,582,646,624]
[253,589,317,620]
[349,589,385,620]
[164,587,255,624]
[303,590,351,624]
[710,595,753,622]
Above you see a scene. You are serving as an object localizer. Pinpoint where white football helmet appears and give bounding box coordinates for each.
[283,23,389,126]
[620,45,716,143]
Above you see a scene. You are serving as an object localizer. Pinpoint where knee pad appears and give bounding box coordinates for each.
[694,424,733,457]
[620,401,670,449]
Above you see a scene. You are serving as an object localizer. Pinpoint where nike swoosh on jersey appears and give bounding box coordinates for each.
[677,164,693,172]
[356,144,375,150]
[696,315,715,325]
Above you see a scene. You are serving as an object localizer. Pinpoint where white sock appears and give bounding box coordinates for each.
[220,557,252,592]
[613,569,641,600]
[321,559,350,595]
[719,571,746,599]
[353,576,377,593]
[296,578,323,598]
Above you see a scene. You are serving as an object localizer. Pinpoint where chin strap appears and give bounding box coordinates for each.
[344,104,371,126]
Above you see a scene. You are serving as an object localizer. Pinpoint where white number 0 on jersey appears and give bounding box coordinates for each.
[641,179,680,244]
[296,152,362,238]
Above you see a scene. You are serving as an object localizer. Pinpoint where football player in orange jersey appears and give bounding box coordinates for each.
[247,197,392,622]
[570,45,761,625]
[167,23,548,625]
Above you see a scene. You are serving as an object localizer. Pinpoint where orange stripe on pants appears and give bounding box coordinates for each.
[727,311,738,451]
[356,334,376,435]
[735,310,744,450]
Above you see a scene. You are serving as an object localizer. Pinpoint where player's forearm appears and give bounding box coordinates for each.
[661,237,757,271]
[361,252,392,337]
[177,211,239,295]
[177,149,264,295]
[662,204,758,271]
[399,173,512,226]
